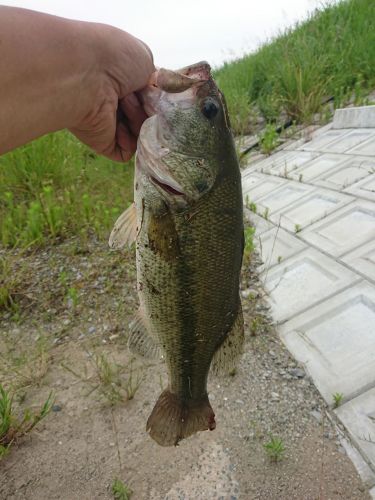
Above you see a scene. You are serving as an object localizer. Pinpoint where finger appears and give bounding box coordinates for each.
[115,120,137,161]
[120,93,148,138]
[135,38,154,66]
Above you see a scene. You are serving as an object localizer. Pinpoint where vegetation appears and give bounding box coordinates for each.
[333,392,344,408]
[0,335,51,390]
[0,384,54,459]
[244,226,256,258]
[0,131,133,248]
[62,351,143,406]
[112,479,132,500]
[260,124,279,155]
[0,1,373,253]
[263,436,286,462]
[215,0,375,133]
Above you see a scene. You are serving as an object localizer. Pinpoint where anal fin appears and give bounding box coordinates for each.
[128,309,162,360]
[109,202,137,249]
[211,301,244,376]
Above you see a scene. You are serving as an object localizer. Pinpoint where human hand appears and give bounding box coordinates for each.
[69,24,155,162]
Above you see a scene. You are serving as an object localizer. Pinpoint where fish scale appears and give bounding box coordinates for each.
[110,61,244,446]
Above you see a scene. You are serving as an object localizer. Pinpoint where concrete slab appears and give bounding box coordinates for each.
[242,175,285,201]
[272,189,354,232]
[244,209,274,236]
[255,226,306,271]
[236,134,259,154]
[339,436,375,489]
[255,182,315,216]
[267,151,321,177]
[262,248,359,323]
[335,387,375,471]
[348,135,375,156]
[289,154,350,182]
[333,105,375,129]
[315,155,375,190]
[342,240,375,283]
[241,172,264,193]
[344,173,375,202]
[324,129,375,153]
[300,200,375,257]
[297,129,351,152]
[249,150,289,173]
[283,123,333,151]
[279,281,375,404]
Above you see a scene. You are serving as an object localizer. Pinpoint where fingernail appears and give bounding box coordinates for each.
[124,93,140,107]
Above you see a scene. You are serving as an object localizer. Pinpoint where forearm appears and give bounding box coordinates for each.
[0,7,152,156]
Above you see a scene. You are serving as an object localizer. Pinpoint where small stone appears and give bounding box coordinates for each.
[241,288,259,299]
[88,326,96,334]
[271,392,280,402]
[63,319,71,326]
[310,409,322,423]
[289,368,305,378]
[52,404,62,412]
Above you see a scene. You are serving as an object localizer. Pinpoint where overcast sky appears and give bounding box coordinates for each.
[2,0,329,68]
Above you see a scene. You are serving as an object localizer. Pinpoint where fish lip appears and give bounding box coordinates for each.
[149,174,185,197]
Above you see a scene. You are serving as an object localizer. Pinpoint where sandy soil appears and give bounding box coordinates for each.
[0,238,369,499]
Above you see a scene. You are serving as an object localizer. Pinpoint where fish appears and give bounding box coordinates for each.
[109,61,244,446]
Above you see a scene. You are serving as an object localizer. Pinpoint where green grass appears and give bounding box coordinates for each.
[112,479,132,500]
[0,131,134,248]
[215,0,375,133]
[62,351,143,406]
[333,392,344,408]
[1,0,374,250]
[263,436,286,462]
[0,384,54,459]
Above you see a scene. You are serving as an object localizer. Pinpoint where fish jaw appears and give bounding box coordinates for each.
[136,115,189,208]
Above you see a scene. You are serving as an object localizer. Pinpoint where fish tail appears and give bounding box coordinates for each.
[146,390,216,446]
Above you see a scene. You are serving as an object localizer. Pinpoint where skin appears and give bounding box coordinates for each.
[0,6,155,161]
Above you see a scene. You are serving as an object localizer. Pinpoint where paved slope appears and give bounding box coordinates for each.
[243,105,375,498]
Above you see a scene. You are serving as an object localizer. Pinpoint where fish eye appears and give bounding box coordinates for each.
[201,99,219,119]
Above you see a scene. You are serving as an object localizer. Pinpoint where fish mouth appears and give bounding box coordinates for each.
[150,175,185,196]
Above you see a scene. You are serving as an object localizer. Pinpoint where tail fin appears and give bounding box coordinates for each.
[146,390,216,446]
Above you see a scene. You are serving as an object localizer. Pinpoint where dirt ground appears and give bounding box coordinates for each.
[0,237,370,499]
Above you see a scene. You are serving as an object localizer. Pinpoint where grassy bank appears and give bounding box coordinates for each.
[1,0,374,250]
[215,0,375,133]
[0,132,133,248]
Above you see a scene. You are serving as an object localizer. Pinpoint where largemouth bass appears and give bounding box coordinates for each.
[110,62,244,446]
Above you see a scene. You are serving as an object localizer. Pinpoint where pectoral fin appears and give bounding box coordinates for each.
[211,302,244,376]
[128,309,162,360]
[109,203,137,249]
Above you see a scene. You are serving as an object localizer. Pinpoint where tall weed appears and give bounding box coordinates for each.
[0,131,133,248]
[215,0,375,129]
